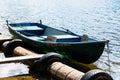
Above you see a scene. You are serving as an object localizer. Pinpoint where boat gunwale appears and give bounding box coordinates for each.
[9,23,108,44]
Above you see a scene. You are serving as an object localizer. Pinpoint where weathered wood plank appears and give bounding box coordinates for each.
[0,54,43,64]
[0,35,12,42]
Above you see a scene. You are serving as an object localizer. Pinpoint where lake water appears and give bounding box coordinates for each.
[0,0,120,79]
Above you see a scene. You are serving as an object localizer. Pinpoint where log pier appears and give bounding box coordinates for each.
[2,40,86,80]
[0,36,113,80]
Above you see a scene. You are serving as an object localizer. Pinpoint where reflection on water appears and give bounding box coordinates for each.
[0,0,120,79]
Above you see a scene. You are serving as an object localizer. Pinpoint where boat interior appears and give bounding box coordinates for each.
[10,23,90,42]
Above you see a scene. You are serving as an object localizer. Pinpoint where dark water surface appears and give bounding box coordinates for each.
[0,0,120,79]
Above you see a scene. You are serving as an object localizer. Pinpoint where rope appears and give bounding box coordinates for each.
[106,40,111,74]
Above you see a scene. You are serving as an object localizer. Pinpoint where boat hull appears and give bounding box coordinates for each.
[8,22,106,64]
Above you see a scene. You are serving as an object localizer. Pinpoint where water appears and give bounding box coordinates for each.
[0,0,120,79]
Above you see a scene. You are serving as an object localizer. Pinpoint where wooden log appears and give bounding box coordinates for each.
[14,46,39,56]
[3,42,44,65]
[0,35,12,43]
[2,41,86,80]
[0,35,12,49]
[2,40,40,56]
[49,62,84,80]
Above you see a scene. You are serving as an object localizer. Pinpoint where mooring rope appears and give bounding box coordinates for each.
[106,40,111,74]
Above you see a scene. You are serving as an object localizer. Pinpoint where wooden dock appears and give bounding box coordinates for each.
[0,35,113,80]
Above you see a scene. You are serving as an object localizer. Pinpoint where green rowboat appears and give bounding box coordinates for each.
[6,20,108,64]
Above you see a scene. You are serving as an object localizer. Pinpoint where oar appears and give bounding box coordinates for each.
[60,27,90,41]
[60,27,81,37]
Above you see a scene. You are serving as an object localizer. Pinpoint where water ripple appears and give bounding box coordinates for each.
[0,0,120,79]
